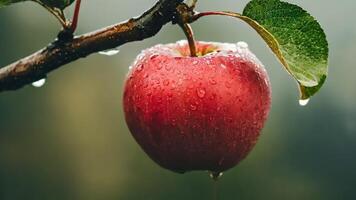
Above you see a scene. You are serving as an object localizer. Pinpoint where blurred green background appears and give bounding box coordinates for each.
[0,0,355,199]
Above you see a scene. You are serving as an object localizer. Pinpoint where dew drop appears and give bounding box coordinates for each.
[196,88,206,98]
[210,79,217,86]
[150,54,159,60]
[225,80,232,88]
[165,65,172,71]
[32,78,46,88]
[178,78,183,85]
[236,41,249,49]
[210,93,217,100]
[220,64,227,69]
[136,64,144,71]
[176,40,187,47]
[190,104,197,111]
[156,64,163,70]
[209,171,223,181]
[98,49,120,56]
[192,60,198,65]
[163,79,170,86]
[299,98,310,106]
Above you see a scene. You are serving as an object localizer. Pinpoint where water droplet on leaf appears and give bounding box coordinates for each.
[299,98,310,106]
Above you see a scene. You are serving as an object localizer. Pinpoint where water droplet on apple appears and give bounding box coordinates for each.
[236,41,249,49]
[150,54,159,60]
[209,78,217,85]
[210,93,217,100]
[99,49,120,56]
[225,80,232,88]
[190,104,197,111]
[32,78,46,88]
[136,64,144,71]
[220,64,227,69]
[192,60,198,65]
[299,98,310,106]
[196,88,206,98]
[209,171,223,181]
[178,78,183,85]
[165,65,172,71]
[176,40,187,47]
[163,79,170,86]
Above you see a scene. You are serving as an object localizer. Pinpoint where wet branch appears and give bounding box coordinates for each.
[0,0,183,92]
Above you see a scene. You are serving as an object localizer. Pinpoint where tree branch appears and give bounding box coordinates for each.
[0,0,183,92]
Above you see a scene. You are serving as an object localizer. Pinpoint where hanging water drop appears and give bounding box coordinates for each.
[209,171,223,181]
[99,49,120,56]
[299,98,310,106]
[32,78,46,88]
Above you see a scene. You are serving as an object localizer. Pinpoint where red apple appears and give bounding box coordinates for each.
[123,40,271,174]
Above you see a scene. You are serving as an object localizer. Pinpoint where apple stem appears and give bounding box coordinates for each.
[179,23,197,57]
[70,0,82,33]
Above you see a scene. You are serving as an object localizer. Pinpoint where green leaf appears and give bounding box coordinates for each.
[239,0,328,100]
[0,0,27,7]
[38,0,75,9]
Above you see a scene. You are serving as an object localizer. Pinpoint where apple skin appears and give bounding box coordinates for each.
[123,41,271,173]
